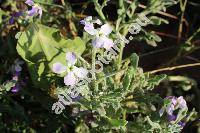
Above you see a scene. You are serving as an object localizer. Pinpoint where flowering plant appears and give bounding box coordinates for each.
[0,0,199,132]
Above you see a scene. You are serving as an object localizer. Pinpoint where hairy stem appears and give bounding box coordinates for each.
[117,42,125,70]
[92,48,98,92]
[94,0,106,22]
[177,0,187,44]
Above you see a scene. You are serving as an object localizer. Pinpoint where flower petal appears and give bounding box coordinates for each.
[15,65,22,72]
[92,37,104,48]
[166,104,174,115]
[80,20,86,25]
[38,6,42,18]
[66,52,76,65]
[100,24,112,35]
[85,16,92,22]
[73,67,88,78]
[80,16,92,25]
[9,17,14,24]
[167,114,177,121]
[11,84,20,93]
[84,24,97,35]
[27,6,38,16]
[14,12,23,17]
[166,96,177,105]
[178,121,186,127]
[25,0,34,6]
[177,96,187,109]
[159,107,165,116]
[102,37,114,50]
[94,19,102,25]
[52,62,67,74]
[64,72,77,86]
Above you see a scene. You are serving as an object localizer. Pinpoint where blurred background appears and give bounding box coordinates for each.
[0,0,200,132]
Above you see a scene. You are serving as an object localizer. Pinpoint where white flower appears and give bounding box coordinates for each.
[80,17,114,50]
[177,96,187,109]
[92,24,114,50]
[80,16,101,35]
[52,52,88,86]
[166,104,175,115]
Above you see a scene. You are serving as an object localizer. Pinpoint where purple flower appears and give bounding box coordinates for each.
[80,16,98,35]
[14,59,24,72]
[9,17,15,24]
[9,59,24,93]
[14,71,21,77]
[11,84,20,93]
[25,0,42,18]
[166,96,177,105]
[166,104,175,115]
[52,52,88,86]
[27,5,42,18]
[80,16,102,26]
[9,11,23,24]
[159,96,187,116]
[168,114,186,127]
[13,11,23,17]
[178,121,186,127]
[167,114,177,121]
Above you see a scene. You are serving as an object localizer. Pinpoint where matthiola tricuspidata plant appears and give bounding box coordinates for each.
[12,0,198,132]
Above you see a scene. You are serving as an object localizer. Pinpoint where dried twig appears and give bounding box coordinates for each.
[148,63,200,74]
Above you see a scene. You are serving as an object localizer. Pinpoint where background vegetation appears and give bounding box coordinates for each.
[0,0,200,132]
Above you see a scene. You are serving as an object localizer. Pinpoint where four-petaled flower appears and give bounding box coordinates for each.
[52,52,88,86]
[80,16,101,35]
[80,16,114,50]
[25,0,42,18]
[159,96,187,116]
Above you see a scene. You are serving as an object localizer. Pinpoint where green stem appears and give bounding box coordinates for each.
[92,48,98,92]
[117,42,125,70]
[92,48,97,72]
[116,0,124,31]
[116,18,122,32]
[187,27,200,43]
[77,55,91,68]
[122,110,126,120]
[116,0,127,70]
[34,0,65,9]
[96,69,125,84]
[177,0,187,44]
[94,1,106,22]
[119,0,124,9]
